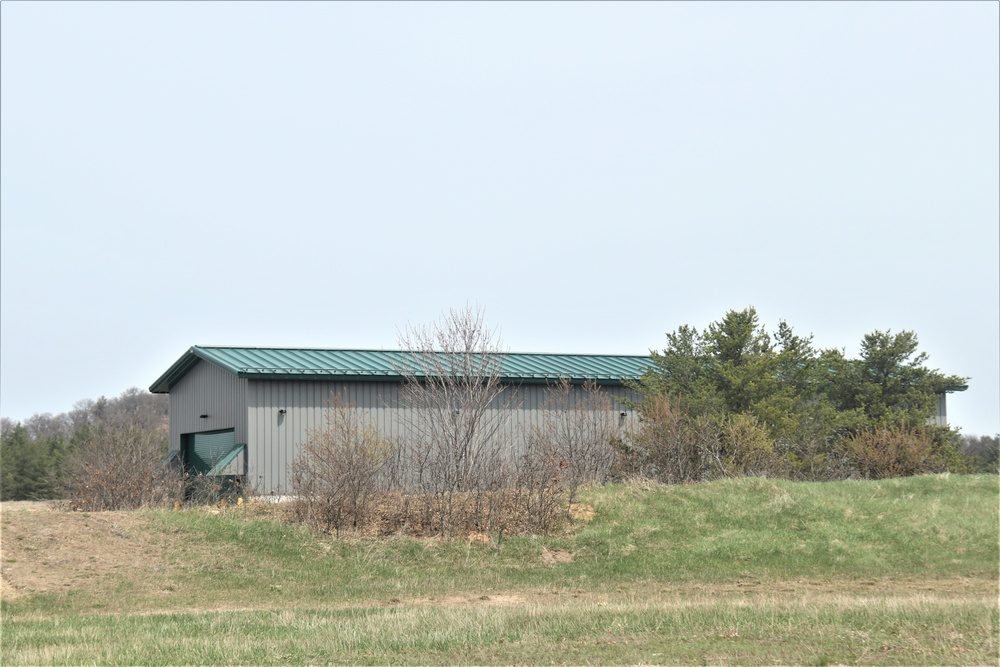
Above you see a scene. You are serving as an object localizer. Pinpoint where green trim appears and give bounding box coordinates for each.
[207,443,245,476]
[150,351,203,393]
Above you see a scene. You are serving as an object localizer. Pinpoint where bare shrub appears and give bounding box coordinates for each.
[291,394,398,534]
[843,424,939,479]
[621,396,709,483]
[65,418,184,511]
[290,308,579,538]
[185,472,246,506]
[349,488,568,539]
[516,444,566,534]
[395,306,521,536]
[527,379,621,503]
[781,432,852,482]
[623,398,781,483]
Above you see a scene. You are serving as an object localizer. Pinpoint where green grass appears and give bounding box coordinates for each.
[569,473,998,582]
[2,474,997,665]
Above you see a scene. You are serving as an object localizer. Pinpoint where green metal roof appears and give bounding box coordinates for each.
[150,346,653,393]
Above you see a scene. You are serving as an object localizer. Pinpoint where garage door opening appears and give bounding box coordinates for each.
[180,429,245,497]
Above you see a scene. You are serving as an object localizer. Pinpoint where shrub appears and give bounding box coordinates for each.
[515,445,566,535]
[842,424,939,479]
[290,388,574,538]
[621,396,710,483]
[526,379,621,503]
[623,399,783,483]
[715,412,781,477]
[291,396,398,534]
[65,419,184,511]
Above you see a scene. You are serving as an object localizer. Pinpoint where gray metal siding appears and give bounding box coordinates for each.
[168,359,248,474]
[929,393,948,427]
[246,380,408,495]
[246,379,638,495]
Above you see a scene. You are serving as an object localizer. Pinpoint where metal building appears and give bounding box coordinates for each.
[150,346,650,495]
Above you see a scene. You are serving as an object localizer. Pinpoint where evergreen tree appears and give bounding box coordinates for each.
[0,422,61,500]
[637,308,969,480]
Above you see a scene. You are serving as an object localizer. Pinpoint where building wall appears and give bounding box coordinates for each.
[168,359,249,471]
[928,393,949,427]
[245,379,639,495]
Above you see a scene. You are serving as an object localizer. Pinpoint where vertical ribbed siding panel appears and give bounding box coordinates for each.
[929,393,948,427]
[245,380,407,495]
[280,382,290,495]
[246,381,260,492]
[168,360,248,466]
[246,380,283,496]
[242,379,641,495]
[268,382,278,494]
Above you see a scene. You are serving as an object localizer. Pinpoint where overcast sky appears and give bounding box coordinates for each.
[2,2,998,436]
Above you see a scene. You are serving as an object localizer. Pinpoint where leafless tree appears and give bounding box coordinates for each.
[23,412,73,442]
[64,389,167,436]
[961,434,999,474]
[395,306,519,535]
[103,387,169,432]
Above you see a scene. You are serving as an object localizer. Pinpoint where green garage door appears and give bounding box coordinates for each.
[183,429,236,475]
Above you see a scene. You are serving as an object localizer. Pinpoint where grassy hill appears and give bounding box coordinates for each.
[2,474,997,665]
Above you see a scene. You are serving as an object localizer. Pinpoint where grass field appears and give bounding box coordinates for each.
[1,474,997,665]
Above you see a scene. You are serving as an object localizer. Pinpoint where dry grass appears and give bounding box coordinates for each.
[5,587,995,665]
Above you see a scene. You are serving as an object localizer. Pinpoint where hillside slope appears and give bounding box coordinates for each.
[1,474,997,665]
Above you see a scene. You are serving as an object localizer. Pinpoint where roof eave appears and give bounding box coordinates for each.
[150,346,245,394]
[230,371,639,386]
[149,348,201,394]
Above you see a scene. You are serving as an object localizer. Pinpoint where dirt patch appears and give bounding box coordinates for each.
[1,501,169,601]
[401,593,527,607]
[568,503,595,522]
[540,547,574,565]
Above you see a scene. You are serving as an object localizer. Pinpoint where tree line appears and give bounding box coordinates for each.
[623,307,991,483]
[0,307,996,520]
[0,389,169,501]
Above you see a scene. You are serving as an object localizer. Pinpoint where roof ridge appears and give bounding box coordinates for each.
[192,345,650,358]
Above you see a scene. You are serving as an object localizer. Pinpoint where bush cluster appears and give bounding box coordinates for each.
[290,382,618,538]
[64,419,184,511]
[626,307,976,484]
[615,398,782,483]
[3,307,991,526]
